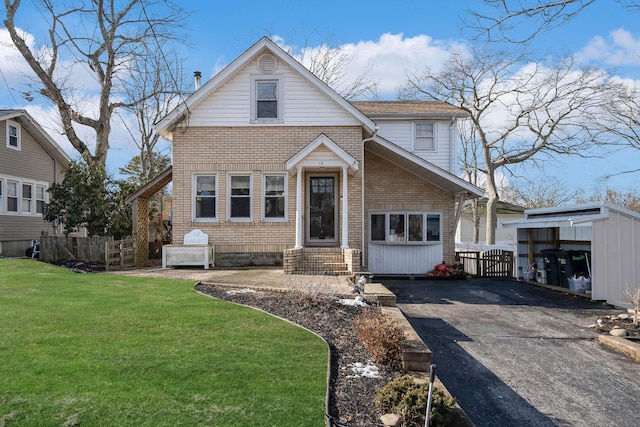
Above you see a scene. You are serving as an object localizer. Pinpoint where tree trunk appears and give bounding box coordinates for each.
[485,167,499,245]
[471,198,480,244]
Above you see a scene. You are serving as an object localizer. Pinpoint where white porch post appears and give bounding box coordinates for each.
[341,166,349,249]
[294,167,303,249]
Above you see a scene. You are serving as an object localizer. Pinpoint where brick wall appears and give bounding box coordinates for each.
[171,126,363,259]
[363,150,457,264]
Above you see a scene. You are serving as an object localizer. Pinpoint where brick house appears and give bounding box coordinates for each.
[141,37,482,275]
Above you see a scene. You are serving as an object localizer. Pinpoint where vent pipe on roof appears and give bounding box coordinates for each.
[194,71,202,91]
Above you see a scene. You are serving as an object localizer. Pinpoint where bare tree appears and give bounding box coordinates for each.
[3,0,185,167]
[466,0,639,44]
[283,36,379,100]
[118,45,189,183]
[501,177,579,209]
[577,188,640,212]
[458,119,484,243]
[399,48,611,244]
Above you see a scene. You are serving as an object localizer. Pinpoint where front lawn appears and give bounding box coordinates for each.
[0,259,327,426]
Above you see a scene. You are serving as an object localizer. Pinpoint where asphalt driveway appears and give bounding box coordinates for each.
[381,278,640,427]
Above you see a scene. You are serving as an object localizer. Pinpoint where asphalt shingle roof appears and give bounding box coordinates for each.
[350,100,468,117]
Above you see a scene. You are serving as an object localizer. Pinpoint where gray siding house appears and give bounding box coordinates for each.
[0,110,70,256]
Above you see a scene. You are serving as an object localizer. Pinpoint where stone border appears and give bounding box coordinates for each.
[598,335,640,362]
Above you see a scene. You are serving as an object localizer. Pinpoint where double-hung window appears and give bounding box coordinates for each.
[229,174,251,220]
[36,184,46,214]
[263,174,286,221]
[6,120,20,149]
[370,211,441,244]
[7,180,18,212]
[251,75,283,123]
[194,175,217,221]
[414,122,435,150]
[22,183,33,213]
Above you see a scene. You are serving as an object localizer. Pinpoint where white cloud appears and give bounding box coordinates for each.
[337,33,468,98]
[576,29,640,66]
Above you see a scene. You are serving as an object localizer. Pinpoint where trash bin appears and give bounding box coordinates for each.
[541,249,569,288]
[565,250,591,279]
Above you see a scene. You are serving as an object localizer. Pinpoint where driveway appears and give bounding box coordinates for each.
[381,278,640,427]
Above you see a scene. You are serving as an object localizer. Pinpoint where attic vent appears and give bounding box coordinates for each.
[257,53,278,73]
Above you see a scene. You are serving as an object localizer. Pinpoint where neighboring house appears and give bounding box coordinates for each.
[456,198,525,252]
[147,37,482,275]
[0,110,71,257]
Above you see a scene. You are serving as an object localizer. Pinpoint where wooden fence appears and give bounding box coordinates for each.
[40,235,113,263]
[105,238,135,271]
[456,249,514,278]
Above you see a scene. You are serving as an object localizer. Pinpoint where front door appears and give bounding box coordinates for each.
[306,175,338,244]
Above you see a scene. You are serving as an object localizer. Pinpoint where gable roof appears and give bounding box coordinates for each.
[155,37,376,140]
[351,100,469,119]
[286,134,359,175]
[0,109,71,166]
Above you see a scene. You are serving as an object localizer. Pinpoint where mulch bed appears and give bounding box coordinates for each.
[195,283,400,426]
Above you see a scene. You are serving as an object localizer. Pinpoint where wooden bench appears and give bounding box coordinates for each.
[162,229,214,269]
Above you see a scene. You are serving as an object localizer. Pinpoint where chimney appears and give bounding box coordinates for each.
[194,71,202,91]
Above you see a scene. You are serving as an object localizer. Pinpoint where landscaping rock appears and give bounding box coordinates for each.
[610,327,628,337]
[380,413,401,427]
[617,313,631,320]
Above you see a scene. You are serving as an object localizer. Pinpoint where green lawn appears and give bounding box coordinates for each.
[0,259,327,426]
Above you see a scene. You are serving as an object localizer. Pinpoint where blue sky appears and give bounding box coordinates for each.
[1,0,639,196]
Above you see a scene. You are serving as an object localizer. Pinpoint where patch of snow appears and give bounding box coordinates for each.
[337,296,369,307]
[226,288,257,295]
[346,362,380,379]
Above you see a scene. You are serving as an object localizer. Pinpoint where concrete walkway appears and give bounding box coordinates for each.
[107,265,354,296]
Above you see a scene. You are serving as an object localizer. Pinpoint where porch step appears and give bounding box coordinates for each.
[295,248,350,276]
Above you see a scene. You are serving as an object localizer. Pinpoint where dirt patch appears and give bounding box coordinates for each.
[196,283,401,426]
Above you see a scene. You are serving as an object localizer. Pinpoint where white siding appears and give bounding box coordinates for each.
[188,59,361,127]
[374,119,454,172]
[368,243,443,275]
[599,213,640,307]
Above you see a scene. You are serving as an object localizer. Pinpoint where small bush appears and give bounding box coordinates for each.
[353,308,405,368]
[375,374,456,427]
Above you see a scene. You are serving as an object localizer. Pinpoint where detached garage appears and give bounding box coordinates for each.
[503,202,640,310]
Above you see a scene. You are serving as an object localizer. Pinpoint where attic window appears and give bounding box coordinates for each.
[6,120,20,150]
[257,53,278,73]
[251,75,283,123]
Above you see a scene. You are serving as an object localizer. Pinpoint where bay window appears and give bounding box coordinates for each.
[370,211,441,244]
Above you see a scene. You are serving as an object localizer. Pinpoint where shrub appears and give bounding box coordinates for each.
[375,374,456,427]
[353,308,405,368]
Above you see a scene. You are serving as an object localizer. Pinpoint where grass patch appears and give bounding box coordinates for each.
[0,259,327,426]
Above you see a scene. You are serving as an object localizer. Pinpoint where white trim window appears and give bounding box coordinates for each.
[7,180,18,212]
[228,174,252,221]
[370,211,441,244]
[414,122,435,151]
[22,183,33,213]
[263,174,286,221]
[6,120,21,150]
[36,184,47,214]
[251,75,283,123]
[0,179,3,213]
[193,174,217,221]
